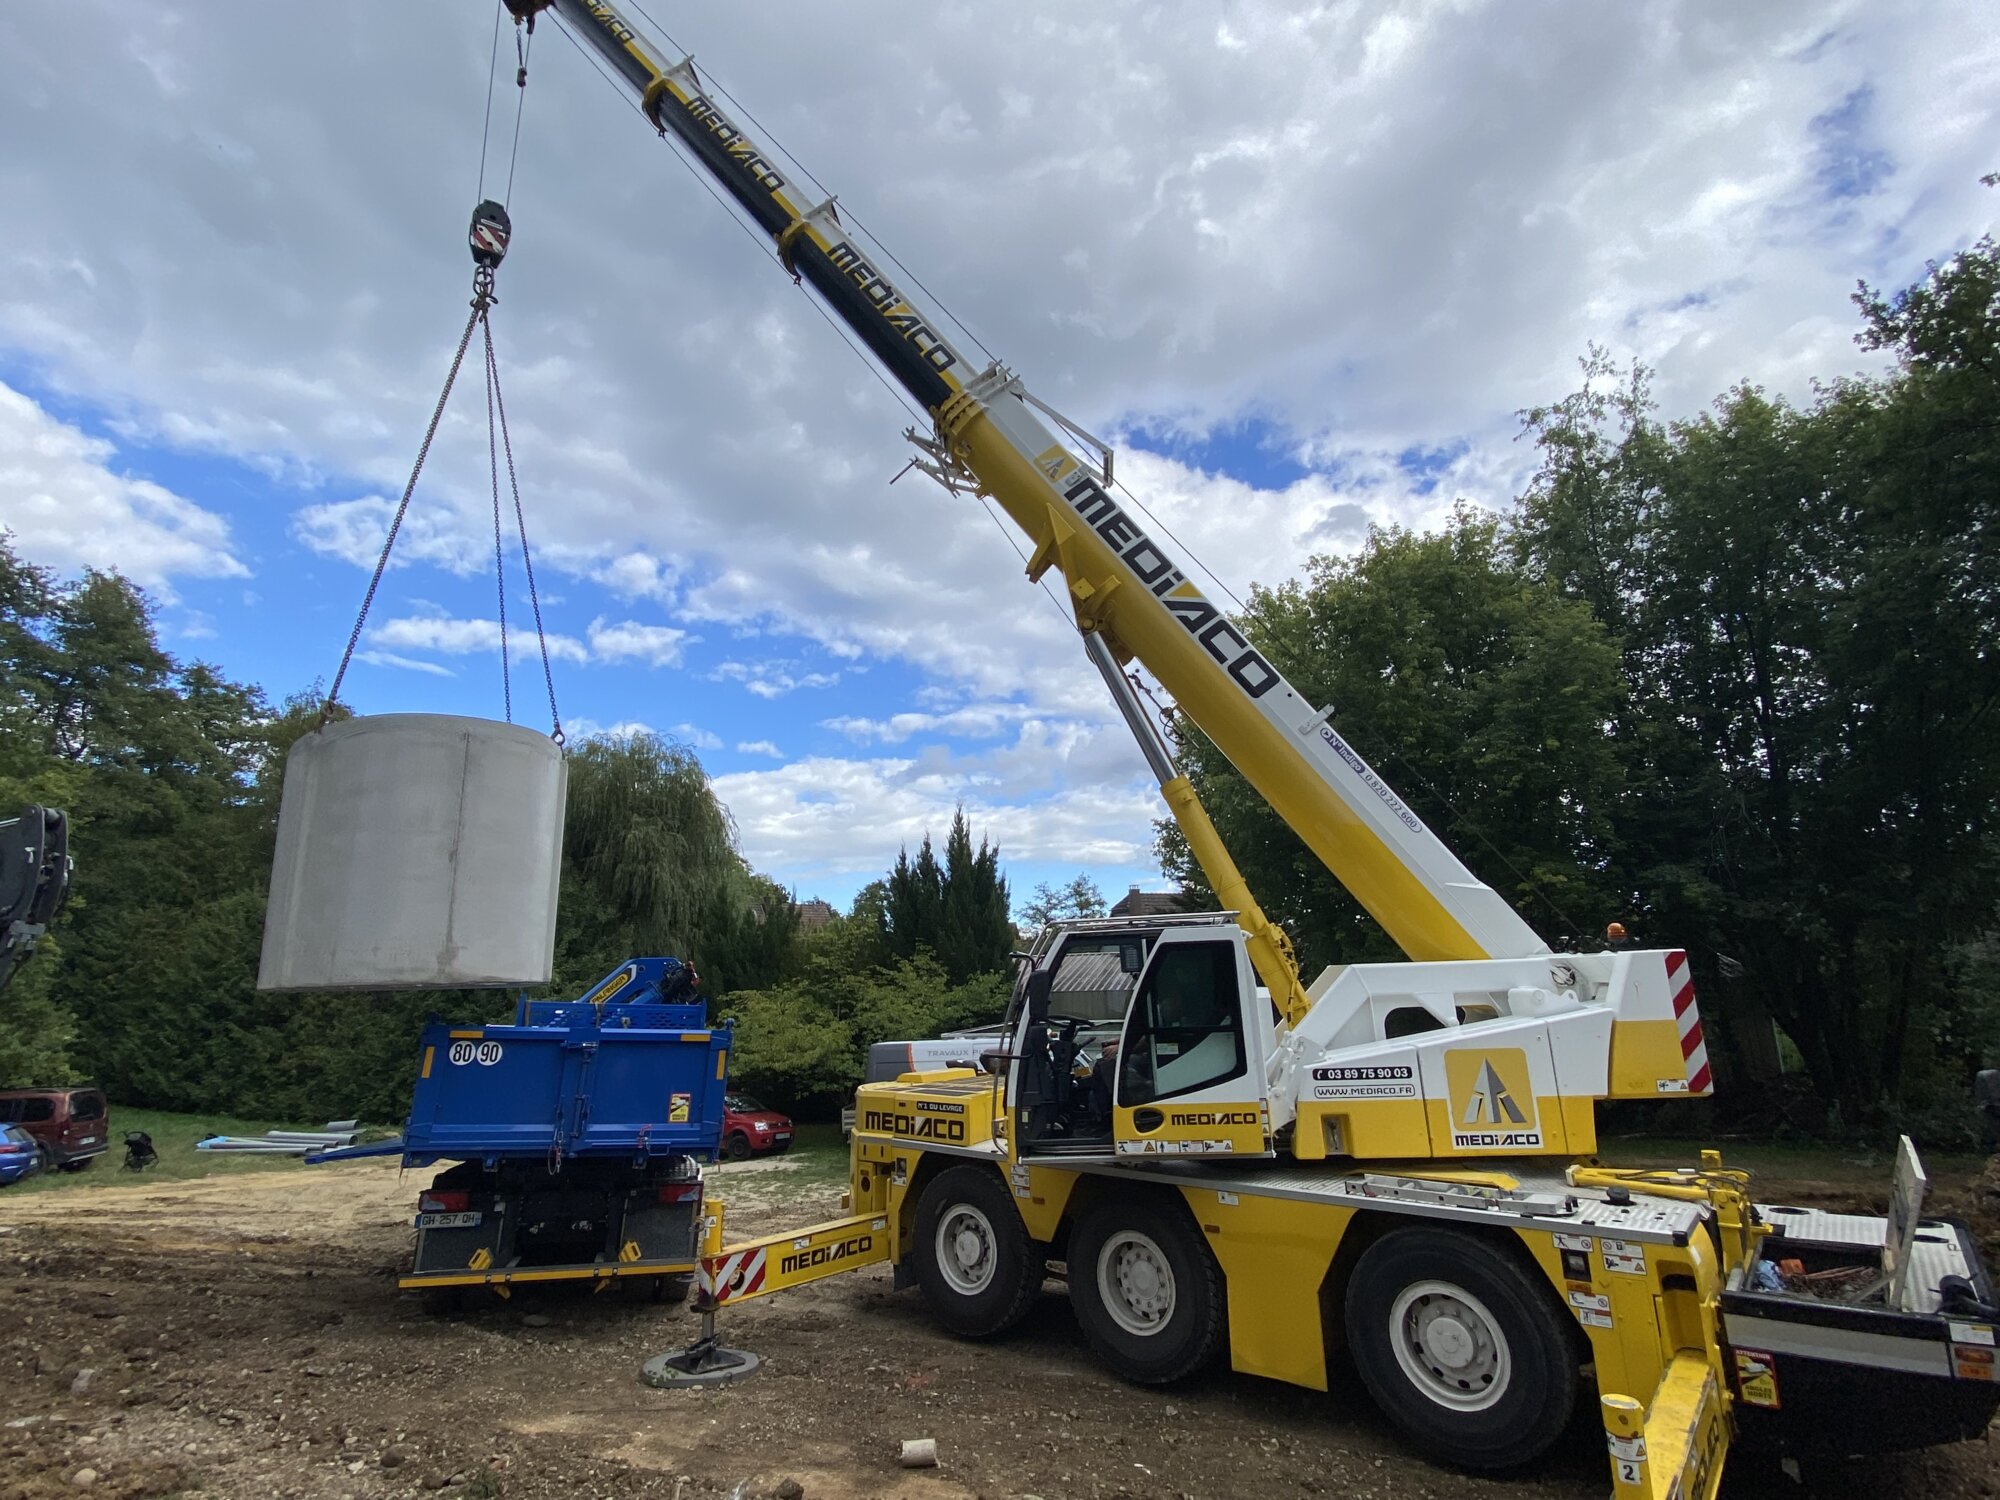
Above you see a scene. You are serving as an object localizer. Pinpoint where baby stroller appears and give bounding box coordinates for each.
[122,1130,158,1171]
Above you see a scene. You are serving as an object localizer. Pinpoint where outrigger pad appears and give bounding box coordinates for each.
[640,1337,760,1389]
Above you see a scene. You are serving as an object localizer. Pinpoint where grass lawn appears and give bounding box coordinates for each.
[0,1104,391,1197]
[1595,1134,1990,1191]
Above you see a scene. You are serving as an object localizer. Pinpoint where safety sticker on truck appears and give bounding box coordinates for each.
[1951,1323,1996,1381]
[1601,1239,1646,1275]
[1733,1349,1780,1408]
[448,1040,504,1067]
[1567,1289,1613,1328]
[1115,1138,1237,1155]
[669,1092,691,1123]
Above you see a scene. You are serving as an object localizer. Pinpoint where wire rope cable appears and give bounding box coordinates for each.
[486,319,565,741]
[484,317,514,722]
[475,1,503,200]
[323,300,488,722]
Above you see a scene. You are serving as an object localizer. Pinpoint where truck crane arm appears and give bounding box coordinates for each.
[531,0,1549,994]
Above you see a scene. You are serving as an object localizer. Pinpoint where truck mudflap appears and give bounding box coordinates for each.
[1602,1353,1728,1500]
[700,1212,891,1306]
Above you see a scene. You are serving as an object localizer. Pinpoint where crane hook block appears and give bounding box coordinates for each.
[469,200,512,270]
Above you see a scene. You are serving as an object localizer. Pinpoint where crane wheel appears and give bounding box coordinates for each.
[1344,1226,1581,1471]
[1066,1193,1224,1384]
[913,1165,1042,1338]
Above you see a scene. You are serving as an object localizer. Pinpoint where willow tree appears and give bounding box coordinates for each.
[554,731,789,992]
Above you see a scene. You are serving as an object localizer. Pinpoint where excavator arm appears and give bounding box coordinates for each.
[532,0,1548,997]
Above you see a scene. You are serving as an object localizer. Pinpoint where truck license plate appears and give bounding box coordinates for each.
[416,1211,482,1229]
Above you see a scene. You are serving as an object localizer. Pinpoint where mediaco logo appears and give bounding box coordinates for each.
[780,1233,872,1277]
[1444,1048,1543,1150]
[861,1109,967,1143]
[1167,1110,1258,1129]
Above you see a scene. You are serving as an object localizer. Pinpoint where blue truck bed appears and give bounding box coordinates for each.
[318,957,732,1169]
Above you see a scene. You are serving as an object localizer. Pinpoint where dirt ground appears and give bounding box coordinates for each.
[0,1153,1994,1500]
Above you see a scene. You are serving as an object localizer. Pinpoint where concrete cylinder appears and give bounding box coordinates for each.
[258,714,566,991]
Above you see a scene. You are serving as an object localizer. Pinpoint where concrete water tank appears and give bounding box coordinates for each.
[258,714,566,991]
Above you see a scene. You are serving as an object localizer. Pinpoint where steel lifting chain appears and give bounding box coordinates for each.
[321,197,563,742]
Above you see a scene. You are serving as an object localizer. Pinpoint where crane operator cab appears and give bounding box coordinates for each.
[1008,915,1274,1162]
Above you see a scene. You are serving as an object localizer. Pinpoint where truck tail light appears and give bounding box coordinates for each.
[419,1189,471,1213]
[656,1182,701,1204]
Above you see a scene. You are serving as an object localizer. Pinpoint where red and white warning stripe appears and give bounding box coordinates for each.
[471,223,509,257]
[700,1246,767,1304]
[1666,950,1712,1094]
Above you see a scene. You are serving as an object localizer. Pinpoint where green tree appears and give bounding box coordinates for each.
[1161,509,1626,977]
[881,808,1012,984]
[1511,240,2000,1130]
[1019,873,1107,930]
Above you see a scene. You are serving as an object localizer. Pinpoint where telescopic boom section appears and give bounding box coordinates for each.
[542,0,1549,969]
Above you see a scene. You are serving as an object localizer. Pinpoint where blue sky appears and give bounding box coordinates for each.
[2,1,1993,916]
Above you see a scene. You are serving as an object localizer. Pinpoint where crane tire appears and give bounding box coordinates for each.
[1345,1226,1581,1471]
[913,1165,1042,1339]
[1067,1192,1224,1385]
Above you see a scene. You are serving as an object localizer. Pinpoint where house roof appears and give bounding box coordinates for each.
[1108,886,1198,918]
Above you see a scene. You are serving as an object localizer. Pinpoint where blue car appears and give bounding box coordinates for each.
[0,1123,45,1185]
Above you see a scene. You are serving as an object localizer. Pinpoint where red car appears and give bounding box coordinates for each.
[0,1086,109,1171]
[721,1093,792,1160]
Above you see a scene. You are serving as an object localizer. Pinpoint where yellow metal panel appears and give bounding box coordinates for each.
[1010,1163,1081,1243]
[1558,1094,1599,1155]
[1295,1098,1433,1159]
[677,1031,711,1043]
[1190,1186,1348,1390]
[715,1051,726,1081]
[419,1045,435,1080]
[1113,1103,1265,1158]
[1420,1095,1579,1158]
[399,1261,696,1291]
[447,1030,483,1040]
[1600,1353,1728,1499]
[1607,1019,1690,1098]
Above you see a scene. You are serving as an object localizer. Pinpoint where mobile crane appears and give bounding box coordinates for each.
[506,3,2000,1492]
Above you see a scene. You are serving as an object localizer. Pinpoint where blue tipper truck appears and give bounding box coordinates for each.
[316,958,729,1306]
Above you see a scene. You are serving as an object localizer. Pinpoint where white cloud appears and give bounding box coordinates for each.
[369,614,589,663]
[0,379,246,594]
[4,1,1997,888]
[565,716,656,741]
[586,616,689,668]
[712,659,841,699]
[670,722,724,750]
[291,495,490,576]
[172,610,219,641]
[595,550,677,604]
[712,720,1161,885]
[824,703,1036,744]
[736,739,784,759]
[354,649,456,679]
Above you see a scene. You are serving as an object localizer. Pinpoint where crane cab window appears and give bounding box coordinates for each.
[1118,941,1246,1106]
